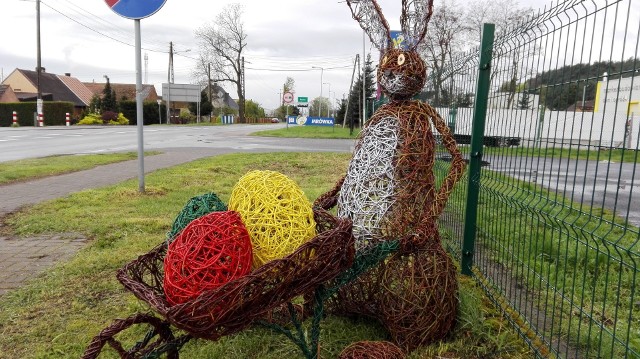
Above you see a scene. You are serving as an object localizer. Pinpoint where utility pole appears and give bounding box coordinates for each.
[323,82,331,117]
[36,0,43,125]
[208,63,212,122]
[144,53,148,84]
[343,54,359,130]
[312,66,324,117]
[362,30,366,126]
[241,56,246,123]
[166,41,173,124]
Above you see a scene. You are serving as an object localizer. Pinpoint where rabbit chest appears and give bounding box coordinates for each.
[337,100,436,248]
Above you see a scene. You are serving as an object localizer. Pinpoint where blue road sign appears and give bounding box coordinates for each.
[105,0,167,20]
[288,116,335,126]
[390,30,413,50]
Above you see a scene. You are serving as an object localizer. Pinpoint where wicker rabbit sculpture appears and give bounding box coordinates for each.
[314,0,467,352]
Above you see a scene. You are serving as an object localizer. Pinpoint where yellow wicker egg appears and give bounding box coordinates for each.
[229,170,317,268]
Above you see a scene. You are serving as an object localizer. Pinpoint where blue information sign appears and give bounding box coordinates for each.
[288,116,335,127]
[105,0,167,20]
[390,30,411,50]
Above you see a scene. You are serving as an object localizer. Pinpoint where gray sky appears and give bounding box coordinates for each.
[1,0,557,112]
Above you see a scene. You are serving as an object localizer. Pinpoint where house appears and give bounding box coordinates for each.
[0,84,19,103]
[1,68,162,121]
[206,83,239,111]
[1,69,91,116]
[84,82,159,103]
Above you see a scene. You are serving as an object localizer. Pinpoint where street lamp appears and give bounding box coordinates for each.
[312,66,324,117]
[323,82,331,117]
[157,99,162,124]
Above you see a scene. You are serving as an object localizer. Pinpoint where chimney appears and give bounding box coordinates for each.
[65,73,71,77]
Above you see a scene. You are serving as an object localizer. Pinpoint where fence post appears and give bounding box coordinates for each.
[461,23,495,276]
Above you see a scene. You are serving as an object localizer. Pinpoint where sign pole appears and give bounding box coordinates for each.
[135,19,145,193]
[105,0,167,193]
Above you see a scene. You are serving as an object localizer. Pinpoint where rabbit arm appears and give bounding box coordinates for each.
[401,0,435,50]
[346,0,392,51]
[314,175,346,210]
[427,105,466,219]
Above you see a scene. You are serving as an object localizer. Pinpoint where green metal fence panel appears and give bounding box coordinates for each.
[463,23,496,276]
[434,0,639,358]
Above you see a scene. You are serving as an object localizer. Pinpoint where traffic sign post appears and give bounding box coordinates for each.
[283,92,294,104]
[105,0,168,193]
[105,0,167,20]
[283,92,294,129]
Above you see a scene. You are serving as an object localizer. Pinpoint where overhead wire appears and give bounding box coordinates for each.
[40,1,168,53]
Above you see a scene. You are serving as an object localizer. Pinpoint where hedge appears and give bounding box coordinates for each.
[119,101,165,125]
[0,102,75,127]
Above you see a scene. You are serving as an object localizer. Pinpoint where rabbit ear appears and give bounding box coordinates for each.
[346,0,392,51]
[400,0,435,50]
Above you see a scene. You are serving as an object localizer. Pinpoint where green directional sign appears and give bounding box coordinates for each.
[297,97,308,103]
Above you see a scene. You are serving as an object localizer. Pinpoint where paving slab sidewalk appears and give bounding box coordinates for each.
[0,147,235,296]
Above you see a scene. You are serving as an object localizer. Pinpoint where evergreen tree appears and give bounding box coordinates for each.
[189,90,213,117]
[345,54,376,128]
[102,80,117,113]
[89,94,102,114]
[336,98,347,125]
[518,91,531,109]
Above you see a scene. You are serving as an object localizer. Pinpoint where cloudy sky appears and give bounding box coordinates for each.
[0,0,585,112]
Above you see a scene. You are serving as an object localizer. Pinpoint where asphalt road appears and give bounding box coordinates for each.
[2,125,637,227]
[0,124,355,162]
[484,152,640,227]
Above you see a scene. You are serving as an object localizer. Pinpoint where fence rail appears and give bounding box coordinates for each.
[434,0,639,358]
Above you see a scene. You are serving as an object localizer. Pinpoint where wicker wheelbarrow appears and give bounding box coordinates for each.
[82,208,402,359]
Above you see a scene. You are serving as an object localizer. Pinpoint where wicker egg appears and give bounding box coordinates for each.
[228,170,316,268]
[163,211,253,306]
[167,192,227,242]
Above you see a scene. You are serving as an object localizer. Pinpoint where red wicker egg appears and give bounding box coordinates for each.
[163,211,252,306]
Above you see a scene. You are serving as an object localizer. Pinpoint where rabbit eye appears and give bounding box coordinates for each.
[397,54,406,66]
[382,56,388,65]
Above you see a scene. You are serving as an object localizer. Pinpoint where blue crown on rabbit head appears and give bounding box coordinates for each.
[346,0,434,101]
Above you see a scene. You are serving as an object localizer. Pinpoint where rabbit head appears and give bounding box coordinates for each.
[378,48,427,100]
[346,0,434,100]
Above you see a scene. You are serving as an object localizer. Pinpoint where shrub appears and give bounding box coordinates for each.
[77,112,129,125]
[78,113,103,125]
[101,111,119,122]
[178,108,196,124]
[109,113,129,125]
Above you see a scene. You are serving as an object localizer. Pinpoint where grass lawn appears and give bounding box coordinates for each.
[0,152,161,186]
[251,125,361,139]
[435,158,640,358]
[0,152,532,358]
[460,145,639,163]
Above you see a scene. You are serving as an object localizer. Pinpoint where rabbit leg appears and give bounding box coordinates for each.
[378,243,458,353]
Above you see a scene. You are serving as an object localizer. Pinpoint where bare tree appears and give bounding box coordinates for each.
[420,0,468,106]
[466,0,536,108]
[195,3,247,122]
[466,0,532,42]
[282,77,295,107]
